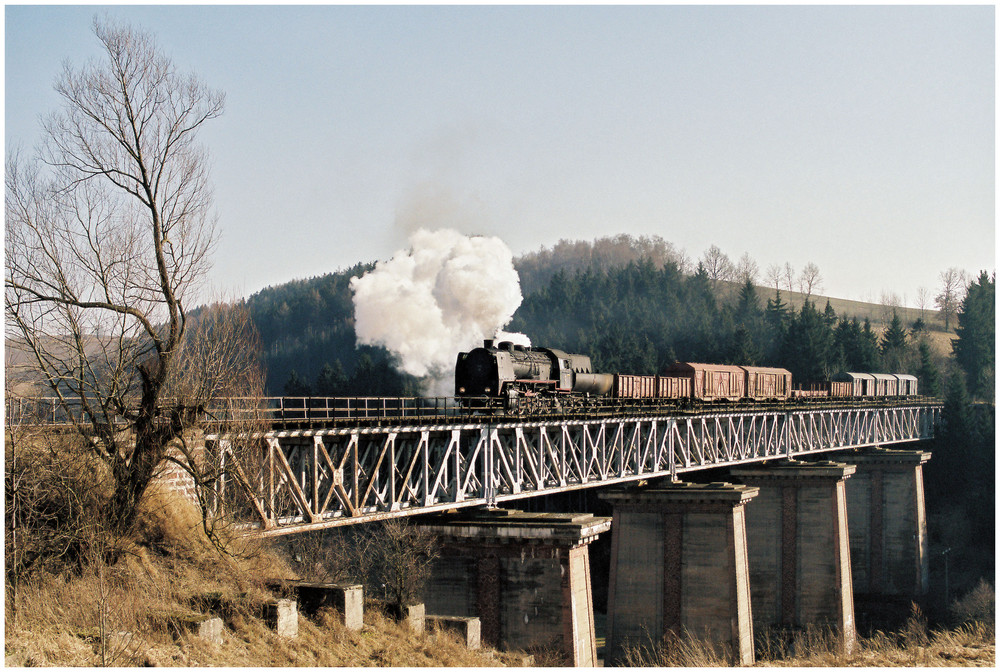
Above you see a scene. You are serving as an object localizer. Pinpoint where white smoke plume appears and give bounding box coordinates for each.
[350,228,528,394]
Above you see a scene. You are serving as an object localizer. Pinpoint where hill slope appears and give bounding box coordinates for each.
[4,484,523,667]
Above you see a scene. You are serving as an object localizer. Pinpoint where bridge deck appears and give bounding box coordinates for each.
[206,403,940,536]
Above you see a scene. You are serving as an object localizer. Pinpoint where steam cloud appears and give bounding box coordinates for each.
[350,228,527,394]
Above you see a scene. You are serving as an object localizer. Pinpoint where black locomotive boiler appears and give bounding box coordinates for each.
[455,340,613,402]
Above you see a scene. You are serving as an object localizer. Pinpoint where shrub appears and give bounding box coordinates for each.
[6,431,118,587]
[950,579,995,626]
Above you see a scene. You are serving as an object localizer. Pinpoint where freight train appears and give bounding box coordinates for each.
[454,339,918,411]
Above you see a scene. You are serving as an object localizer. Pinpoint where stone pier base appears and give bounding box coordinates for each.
[262,599,298,638]
[732,460,857,653]
[270,581,364,631]
[839,448,931,600]
[416,509,610,666]
[427,615,482,649]
[600,482,758,666]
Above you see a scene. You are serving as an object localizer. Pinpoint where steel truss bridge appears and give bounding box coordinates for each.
[206,403,940,536]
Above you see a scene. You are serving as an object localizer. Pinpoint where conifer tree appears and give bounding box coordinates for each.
[952,271,995,400]
[823,300,837,328]
[350,354,378,395]
[284,370,312,396]
[935,374,975,495]
[858,319,881,371]
[833,318,856,371]
[314,361,348,397]
[879,310,908,372]
[765,290,788,330]
[735,279,762,320]
[729,324,762,365]
[781,301,832,382]
[916,340,942,397]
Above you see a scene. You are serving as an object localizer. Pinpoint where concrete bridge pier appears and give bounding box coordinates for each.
[838,448,932,602]
[415,509,610,666]
[731,460,857,653]
[600,482,758,666]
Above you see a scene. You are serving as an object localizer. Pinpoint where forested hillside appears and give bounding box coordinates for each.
[515,234,691,296]
[246,263,418,397]
[508,262,942,387]
[246,235,976,399]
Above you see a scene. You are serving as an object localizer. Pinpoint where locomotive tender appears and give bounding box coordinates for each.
[454,339,918,408]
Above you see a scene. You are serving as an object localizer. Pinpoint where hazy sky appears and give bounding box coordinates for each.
[5,5,995,306]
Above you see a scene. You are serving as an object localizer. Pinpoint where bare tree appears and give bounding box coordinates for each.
[765,263,782,294]
[700,245,735,288]
[798,262,822,299]
[916,286,930,320]
[673,248,694,276]
[734,252,759,285]
[358,519,439,611]
[935,267,967,331]
[5,18,225,533]
[783,262,796,294]
[878,291,902,328]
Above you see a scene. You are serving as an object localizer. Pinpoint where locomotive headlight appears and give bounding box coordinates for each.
[485,387,491,393]
[458,387,466,393]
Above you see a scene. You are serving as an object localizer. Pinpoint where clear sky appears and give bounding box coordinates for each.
[5,5,995,306]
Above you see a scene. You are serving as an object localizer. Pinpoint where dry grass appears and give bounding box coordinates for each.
[750,285,940,331]
[4,485,528,667]
[619,630,737,666]
[620,606,995,668]
[759,621,995,667]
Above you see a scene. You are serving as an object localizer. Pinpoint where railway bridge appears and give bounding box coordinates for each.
[185,398,941,665]
[201,399,937,535]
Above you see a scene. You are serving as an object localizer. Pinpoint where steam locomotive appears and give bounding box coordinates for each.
[454,339,918,411]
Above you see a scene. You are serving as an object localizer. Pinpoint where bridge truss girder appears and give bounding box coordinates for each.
[211,405,939,536]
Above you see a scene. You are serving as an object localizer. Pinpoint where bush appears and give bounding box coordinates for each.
[950,579,995,626]
[6,431,118,586]
[277,518,439,610]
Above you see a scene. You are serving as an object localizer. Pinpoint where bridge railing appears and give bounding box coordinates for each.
[7,393,944,428]
[3,395,467,425]
[237,396,462,423]
[5,395,99,425]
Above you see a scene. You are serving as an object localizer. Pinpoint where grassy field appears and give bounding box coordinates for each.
[748,283,938,329]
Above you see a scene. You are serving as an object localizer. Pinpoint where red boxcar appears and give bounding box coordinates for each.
[613,374,657,398]
[741,366,792,400]
[655,375,692,399]
[662,362,746,401]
